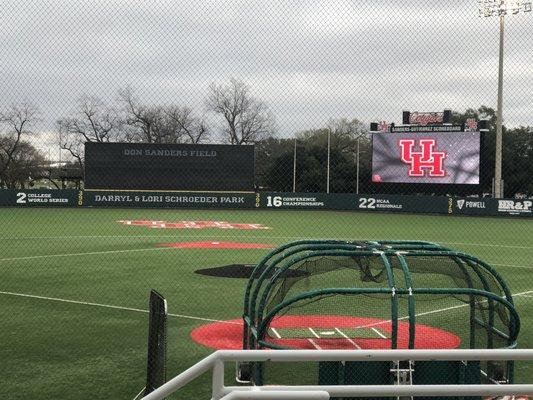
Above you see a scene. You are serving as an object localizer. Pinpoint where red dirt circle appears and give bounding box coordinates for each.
[191,315,461,350]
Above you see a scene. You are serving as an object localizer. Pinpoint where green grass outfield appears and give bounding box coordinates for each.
[1,207,533,399]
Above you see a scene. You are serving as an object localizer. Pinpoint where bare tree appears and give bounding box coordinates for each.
[2,141,48,189]
[164,105,209,144]
[118,87,174,143]
[57,96,123,170]
[206,78,275,144]
[0,104,40,188]
[119,87,209,144]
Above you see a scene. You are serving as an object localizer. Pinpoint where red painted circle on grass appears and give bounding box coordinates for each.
[156,241,275,249]
[191,315,461,350]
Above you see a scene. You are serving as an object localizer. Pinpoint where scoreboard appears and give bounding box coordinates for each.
[84,142,255,191]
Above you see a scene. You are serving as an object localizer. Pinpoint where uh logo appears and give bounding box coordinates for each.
[398,139,447,177]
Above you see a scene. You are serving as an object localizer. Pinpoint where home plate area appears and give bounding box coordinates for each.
[191,315,461,350]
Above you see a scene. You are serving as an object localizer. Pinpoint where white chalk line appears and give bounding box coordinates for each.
[0,247,180,262]
[334,327,361,350]
[352,289,533,331]
[371,327,388,339]
[0,242,531,270]
[1,289,532,337]
[0,234,533,251]
[308,327,321,339]
[307,338,322,350]
[270,327,282,339]
[0,251,529,271]
[493,263,533,270]
[0,290,240,325]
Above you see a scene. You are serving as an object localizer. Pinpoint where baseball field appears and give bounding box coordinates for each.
[1,207,532,399]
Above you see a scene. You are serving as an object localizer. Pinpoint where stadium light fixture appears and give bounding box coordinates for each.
[477,0,531,198]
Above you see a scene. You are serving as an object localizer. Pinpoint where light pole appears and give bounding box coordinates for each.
[354,133,367,195]
[326,129,331,194]
[477,0,531,198]
[356,138,360,195]
[293,138,297,193]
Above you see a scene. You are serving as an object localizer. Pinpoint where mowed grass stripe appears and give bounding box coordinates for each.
[1,233,533,250]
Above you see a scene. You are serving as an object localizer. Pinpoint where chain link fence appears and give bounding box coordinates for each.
[1,1,533,399]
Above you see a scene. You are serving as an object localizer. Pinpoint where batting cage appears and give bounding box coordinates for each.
[239,240,520,397]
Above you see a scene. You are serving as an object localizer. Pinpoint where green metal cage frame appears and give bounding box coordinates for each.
[241,240,520,386]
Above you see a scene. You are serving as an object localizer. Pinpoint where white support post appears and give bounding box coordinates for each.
[212,359,225,400]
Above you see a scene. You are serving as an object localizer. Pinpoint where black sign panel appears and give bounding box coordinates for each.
[84,142,255,191]
[260,192,450,214]
[390,125,464,133]
[0,190,80,207]
[452,197,533,217]
[82,190,256,208]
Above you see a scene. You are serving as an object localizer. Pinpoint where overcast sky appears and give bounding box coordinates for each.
[1,0,533,156]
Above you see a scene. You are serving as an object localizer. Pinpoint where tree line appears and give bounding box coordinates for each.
[259,107,533,197]
[1,79,532,197]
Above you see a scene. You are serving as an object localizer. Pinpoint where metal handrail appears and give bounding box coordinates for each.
[140,349,533,400]
[219,390,330,399]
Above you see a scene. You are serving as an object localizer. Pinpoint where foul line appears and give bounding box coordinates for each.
[1,289,532,331]
[353,289,533,331]
[0,290,240,325]
[0,246,180,262]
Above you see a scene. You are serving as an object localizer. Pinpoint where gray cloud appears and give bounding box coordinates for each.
[1,0,532,157]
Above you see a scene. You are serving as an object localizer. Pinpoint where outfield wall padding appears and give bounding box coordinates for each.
[81,190,258,208]
[260,192,532,217]
[0,189,81,207]
[0,189,531,218]
[260,193,450,214]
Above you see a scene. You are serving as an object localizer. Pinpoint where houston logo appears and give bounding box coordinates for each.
[398,139,446,177]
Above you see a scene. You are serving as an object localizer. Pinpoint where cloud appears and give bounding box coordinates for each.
[1,0,532,143]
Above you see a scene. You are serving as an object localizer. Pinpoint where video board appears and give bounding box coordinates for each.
[372,131,480,184]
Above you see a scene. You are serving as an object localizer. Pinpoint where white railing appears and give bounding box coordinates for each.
[140,349,533,400]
